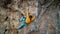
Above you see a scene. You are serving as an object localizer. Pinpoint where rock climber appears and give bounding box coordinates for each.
[17,12,35,30]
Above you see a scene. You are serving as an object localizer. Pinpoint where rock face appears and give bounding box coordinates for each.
[0,0,60,34]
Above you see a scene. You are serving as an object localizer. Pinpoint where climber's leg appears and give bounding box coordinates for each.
[19,16,25,22]
[17,21,27,30]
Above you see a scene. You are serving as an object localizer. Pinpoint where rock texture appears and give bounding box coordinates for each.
[0,0,60,34]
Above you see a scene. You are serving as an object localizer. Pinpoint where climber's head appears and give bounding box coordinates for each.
[29,15,32,20]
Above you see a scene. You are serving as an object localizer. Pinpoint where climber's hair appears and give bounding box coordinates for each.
[29,15,32,20]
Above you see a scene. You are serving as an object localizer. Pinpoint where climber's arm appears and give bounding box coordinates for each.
[31,15,35,22]
[25,11,31,24]
[25,11,30,17]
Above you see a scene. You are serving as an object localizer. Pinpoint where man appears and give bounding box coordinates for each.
[18,12,35,30]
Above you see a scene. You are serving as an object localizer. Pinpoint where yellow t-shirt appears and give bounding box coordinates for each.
[25,12,35,24]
